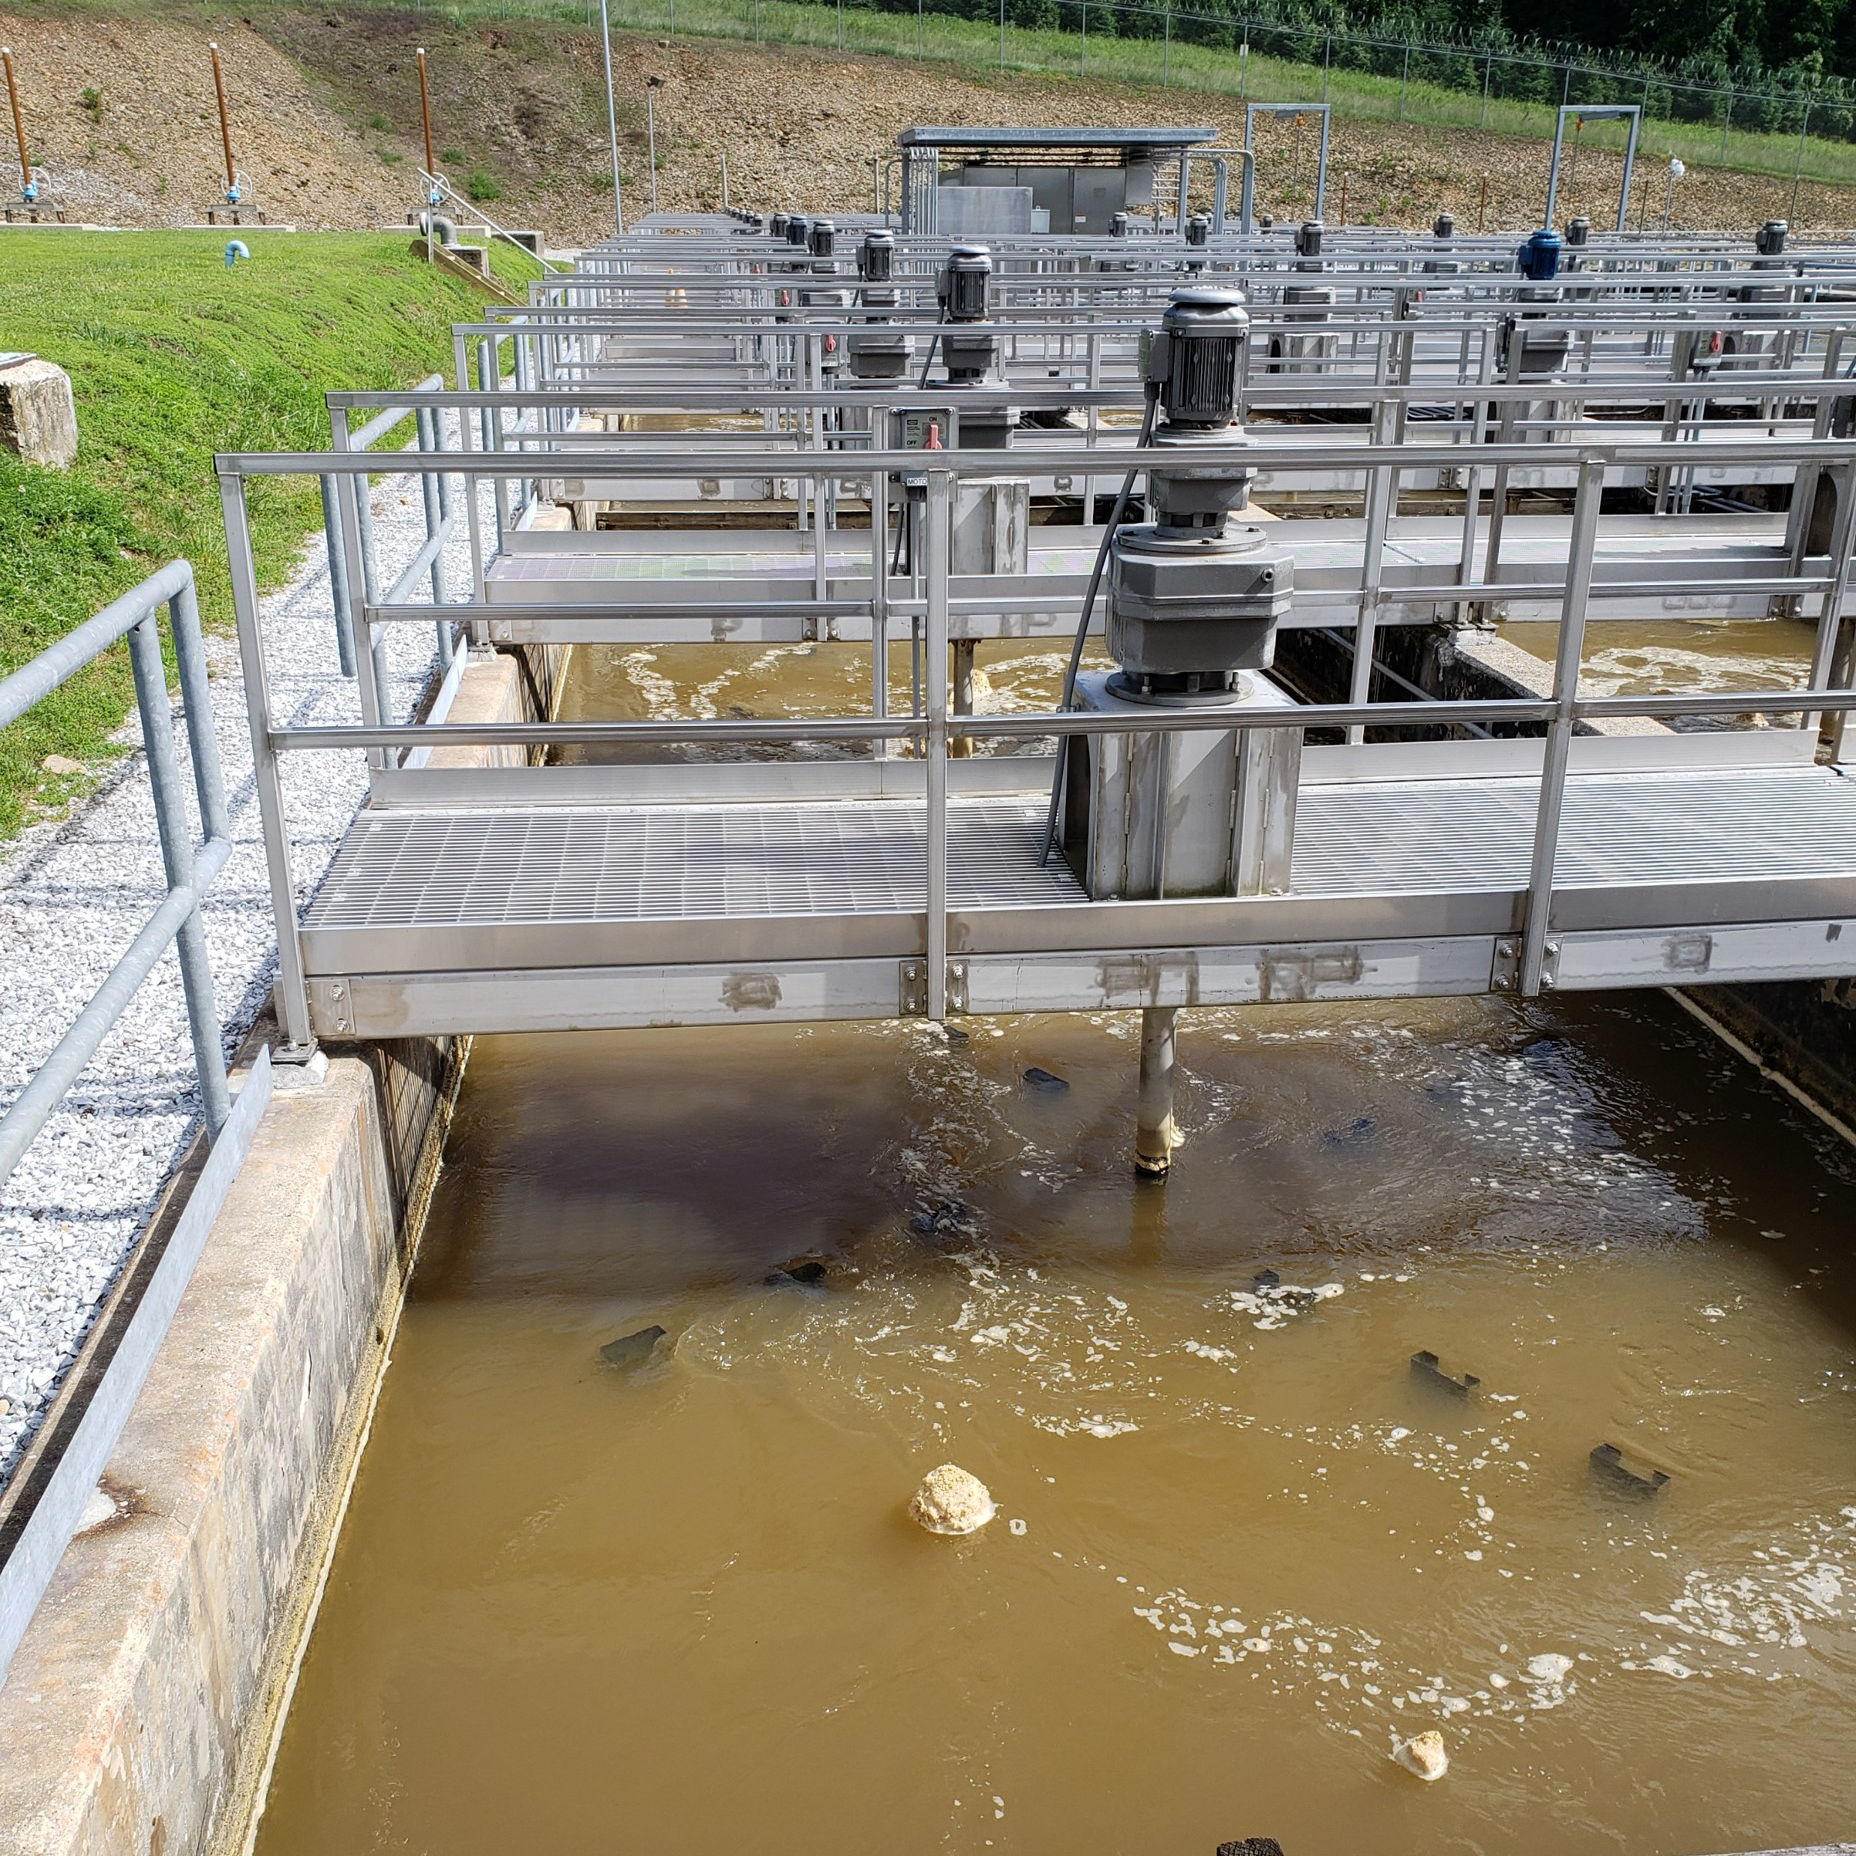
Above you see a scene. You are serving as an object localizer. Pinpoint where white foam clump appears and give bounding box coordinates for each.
[909,1464,997,1536]
[1527,1653,1574,1683]
[1394,1731,1450,1781]
[1645,1655,1693,1679]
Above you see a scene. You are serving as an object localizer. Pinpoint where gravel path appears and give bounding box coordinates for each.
[0,446,478,1487]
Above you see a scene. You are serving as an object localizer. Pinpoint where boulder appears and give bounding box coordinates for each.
[0,354,77,469]
[908,1463,995,1536]
[1394,1730,1449,1781]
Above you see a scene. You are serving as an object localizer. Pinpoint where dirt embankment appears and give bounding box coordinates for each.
[1,3,1853,240]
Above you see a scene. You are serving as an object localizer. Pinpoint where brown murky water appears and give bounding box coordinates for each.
[1501,616,1816,706]
[254,629,1856,1856]
[254,997,1856,1856]
[553,637,1098,760]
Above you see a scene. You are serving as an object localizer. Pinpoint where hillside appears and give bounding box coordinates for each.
[2,3,1855,237]
[0,230,497,832]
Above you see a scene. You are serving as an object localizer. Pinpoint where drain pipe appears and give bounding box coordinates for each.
[223,239,249,267]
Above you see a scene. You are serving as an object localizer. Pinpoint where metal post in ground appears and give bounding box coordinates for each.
[3,46,33,199]
[646,75,663,217]
[599,0,624,233]
[1398,42,1409,121]
[1792,100,1813,219]
[1480,51,1492,129]
[208,43,237,203]
[1135,1006,1179,1177]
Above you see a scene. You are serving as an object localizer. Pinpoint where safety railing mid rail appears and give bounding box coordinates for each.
[215,431,1856,1051]
[0,561,273,1687]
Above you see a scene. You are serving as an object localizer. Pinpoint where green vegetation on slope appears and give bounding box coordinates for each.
[0,230,489,835]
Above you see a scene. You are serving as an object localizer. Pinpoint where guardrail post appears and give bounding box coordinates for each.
[415,407,453,672]
[1519,454,1604,998]
[168,572,228,846]
[126,608,231,1137]
[871,439,890,760]
[1347,411,1397,744]
[1807,458,1856,761]
[318,472,357,678]
[217,471,317,1055]
[924,466,952,1021]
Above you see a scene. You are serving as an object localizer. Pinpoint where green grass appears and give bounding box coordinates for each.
[0,230,493,836]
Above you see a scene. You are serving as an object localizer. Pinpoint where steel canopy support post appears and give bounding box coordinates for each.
[1518,454,1605,999]
[1135,1006,1180,1177]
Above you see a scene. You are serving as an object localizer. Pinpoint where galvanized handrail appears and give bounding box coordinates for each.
[318,375,458,682]
[0,561,232,1184]
[214,418,1856,1049]
[0,561,274,1688]
[418,169,566,276]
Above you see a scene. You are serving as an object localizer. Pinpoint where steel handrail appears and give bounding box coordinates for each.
[0,561,232,1185]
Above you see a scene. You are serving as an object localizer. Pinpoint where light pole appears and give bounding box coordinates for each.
[598,0,623,234]
[646,75,664,217]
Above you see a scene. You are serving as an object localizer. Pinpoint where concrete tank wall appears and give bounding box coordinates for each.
[0,645,551,1856]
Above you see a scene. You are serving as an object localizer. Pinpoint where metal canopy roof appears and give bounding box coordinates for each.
[897,125,1217,149]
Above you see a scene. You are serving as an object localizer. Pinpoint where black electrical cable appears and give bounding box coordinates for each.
[1037,386,1161,867]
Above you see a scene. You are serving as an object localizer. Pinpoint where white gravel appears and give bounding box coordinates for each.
[0,439,481,1486]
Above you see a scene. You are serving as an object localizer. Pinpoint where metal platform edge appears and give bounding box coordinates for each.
[305,917,1856,1038]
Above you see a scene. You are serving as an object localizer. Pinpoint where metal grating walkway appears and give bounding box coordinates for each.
[1292,766,1856,895]
[307,799,1085,928]
[296,765,1856,1031]
[307,766,1856,935]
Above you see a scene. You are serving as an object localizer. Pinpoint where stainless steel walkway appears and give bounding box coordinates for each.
[296,761,1856,1036]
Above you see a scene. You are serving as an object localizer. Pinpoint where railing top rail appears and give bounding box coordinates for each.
[260,683,1856,756]
[343,373,446,452]
[215,433,1856,479]
[0,559,193,730]
[316,373,1856,415]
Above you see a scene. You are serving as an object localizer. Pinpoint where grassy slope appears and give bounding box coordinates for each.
[0,230,490,835]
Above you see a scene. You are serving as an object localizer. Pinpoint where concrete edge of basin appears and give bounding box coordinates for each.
[0,644,550,1856]
[0,1030,467,1856]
